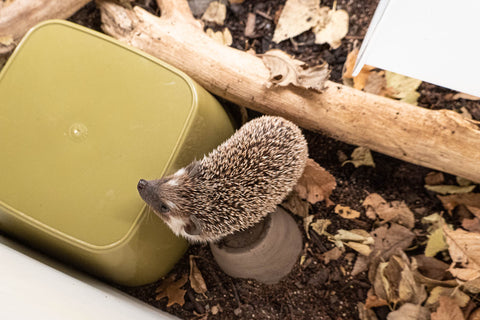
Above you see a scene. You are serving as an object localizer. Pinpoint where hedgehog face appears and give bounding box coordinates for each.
[137,163,204,241]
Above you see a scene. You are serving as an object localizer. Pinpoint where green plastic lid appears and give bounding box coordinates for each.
[0,20,198,246]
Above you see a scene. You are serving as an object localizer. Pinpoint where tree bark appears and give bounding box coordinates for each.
[0,0,91,53]
[105,1,480,183]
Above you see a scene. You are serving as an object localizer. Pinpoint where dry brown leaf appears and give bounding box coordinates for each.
[431,296,465,320]
[310,218,331,237]
[335,204,360,219]
[282,190,311,217]
[357,302,379,320]
[322,247,343,264]
[425,172,445,186]
[443,225,480,269]
[201,1,226,25]
[342,146,375,168]
[386,303,430,320]
[469,308,480,320]
[425,286,470,308]
[425,184,476,195]
[363,193,414,229]
[244,12,256,38]
[364,289,388,309]
[370,223,415,262]
[155,274,188,307]
[205,28,233,46]
[363,70,387,96]
[272,0,321,43]
[413,255,450,281]
[342,48,375,90]
[462,217,480,233]
[189,256,207,295]
[384,71,422,105]
[313,7,349,49]
[294,158,336,205]
[437,193,480,215]
[463,277,480,294]
[260,50,330,91]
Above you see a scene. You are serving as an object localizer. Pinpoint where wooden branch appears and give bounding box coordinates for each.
[0,0,91,53]
[98,0,480,183]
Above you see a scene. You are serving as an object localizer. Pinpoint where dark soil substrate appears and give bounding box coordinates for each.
[66,0,480,319]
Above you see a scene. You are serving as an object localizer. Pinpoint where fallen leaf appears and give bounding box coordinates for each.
[357,302,379,320]
[313,6,349,49]
[385,71,422,105]
[310,218,331,237]
[431,296,465,320]
[294,158,336,205]
[462,217,480,233]
[155,274,188,307]
[205,28,233,46]
[260,49,330,91]
[457,176,473,187]
[425,172,445,186]
[437,193,480,215]
[386,303,430,320]
[425,286,470,308]
[322,247,343,264]
[425,227,448,257]
[303,215,316,238]
[463,277,480,294]
[201,1,226,25]
[342,147,375,168]
[282,190,310,217]
[352,255,368,276]
[189,256,207,295]
[342,48,375,90]
[362,193,414,229]
[188,0,215,16]
[469,308,480,320]
[453,92,480,101]
[413,255,450,281]
[443,225,480,268]
[333,229,373,255]
[421,213,446,232]
[370,223,415,262]
[425,184,476,195]
[272,0,321,43]
[363,70,388,96]
[335,204,360,219]
[364,289,388,309]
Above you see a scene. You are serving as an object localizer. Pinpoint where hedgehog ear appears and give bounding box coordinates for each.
[185,160,201,178]
[184,215,203,236]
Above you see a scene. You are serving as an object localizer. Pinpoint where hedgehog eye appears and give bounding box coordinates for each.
[158,203,170,213]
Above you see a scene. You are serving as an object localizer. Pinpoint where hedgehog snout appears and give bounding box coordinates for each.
[137,179,148,190]
[137,179,157,204]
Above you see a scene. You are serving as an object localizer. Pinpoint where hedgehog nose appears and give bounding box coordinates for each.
[137,179,148,191]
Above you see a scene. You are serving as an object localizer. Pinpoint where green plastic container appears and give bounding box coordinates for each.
[0,20,235,286]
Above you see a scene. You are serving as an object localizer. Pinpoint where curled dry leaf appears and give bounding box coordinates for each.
[364,289,388,309]
[282,190,310,218]
[343,48,375,90]
[313,7,349,49]
[425,184,476,195]
[201,1,226,25]
[431,296,465,320]
[294,158,336,206]
[357,302,379,320]
[425,171,445,186]
[342,147,375,168]
[386,303,430,320]
[272,0,321,43]
[370,223,415,262]
[437,193,480,215]
[189,255,207,295]
[425,286,470,308]
[322,246,343,264]
[362,193,414,229]
[413,255,450,281]
[205,28,233,46]
[155,274,188,307]
[335,204,360,219]
[310,218,331,237]
[260,49,330,91]
[384,71,422,105]
[443,225,480,281]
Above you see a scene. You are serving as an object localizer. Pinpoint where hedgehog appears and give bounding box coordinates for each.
[137,116,308,242]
